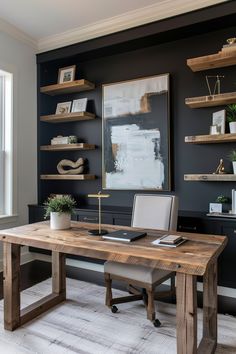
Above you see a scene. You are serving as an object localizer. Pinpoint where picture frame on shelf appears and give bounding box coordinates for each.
[209,203,222,213]
[55,101,72,115]
[71,98,88,112]
[58,65,76,84]
[102,73,170,191]
[212,109,226,134]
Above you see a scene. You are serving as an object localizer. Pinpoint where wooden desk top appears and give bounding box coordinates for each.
[0,221,227,276]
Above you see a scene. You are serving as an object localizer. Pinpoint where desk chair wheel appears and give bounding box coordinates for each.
[153,319,161,327]
[111,305,118,313]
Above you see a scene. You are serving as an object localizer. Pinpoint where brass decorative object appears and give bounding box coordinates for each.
[87,191,110,235]
[213,159,226,175]
[205,75,224,96]
[57,158,84,175]
[226,38,236,45]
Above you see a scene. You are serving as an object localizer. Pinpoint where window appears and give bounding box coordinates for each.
[0,69,14,218]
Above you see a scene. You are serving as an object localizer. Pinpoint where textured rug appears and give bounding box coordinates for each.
[0,278,235,354]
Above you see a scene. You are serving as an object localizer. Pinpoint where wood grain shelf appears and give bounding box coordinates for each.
[187,50,236,72]
[184,174,236,181]
[40,112,95,123]
[40,143,95,151]
[185,133,236,144]
[40,174,96,180]
[40,79,95,96]
[185,91,236,108]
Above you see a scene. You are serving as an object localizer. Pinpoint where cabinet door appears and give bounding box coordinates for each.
[218,225,236,288]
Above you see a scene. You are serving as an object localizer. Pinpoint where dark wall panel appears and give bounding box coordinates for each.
[38,25,236,211]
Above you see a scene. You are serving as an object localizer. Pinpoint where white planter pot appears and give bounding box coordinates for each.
[50,212,71,230]
[233,161,236,174]
[229,122,236,134]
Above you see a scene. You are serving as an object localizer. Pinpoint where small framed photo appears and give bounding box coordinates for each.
[55,101,72,115]
[209,202,222,213]
[212,109,226,134]
[58,65,76,84]
[72,98,88,113]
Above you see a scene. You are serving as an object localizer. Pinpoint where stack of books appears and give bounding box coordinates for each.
[152,234,187,247]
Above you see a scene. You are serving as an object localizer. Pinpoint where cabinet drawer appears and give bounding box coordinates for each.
[78,212,113,225]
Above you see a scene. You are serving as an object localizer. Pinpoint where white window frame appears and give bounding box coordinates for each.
[0,64,18,224]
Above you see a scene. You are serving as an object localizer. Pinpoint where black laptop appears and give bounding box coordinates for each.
[102,230,146,242]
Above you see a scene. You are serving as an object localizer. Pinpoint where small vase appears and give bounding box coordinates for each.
[233,161,236,174]
[50,212,71,230]
[229,122,236,134]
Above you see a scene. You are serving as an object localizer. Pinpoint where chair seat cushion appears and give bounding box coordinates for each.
[104,261,173,284]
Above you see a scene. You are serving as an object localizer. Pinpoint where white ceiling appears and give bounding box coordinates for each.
[0,0,228,52]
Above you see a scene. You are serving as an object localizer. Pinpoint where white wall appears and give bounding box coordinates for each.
[0,30,37,265]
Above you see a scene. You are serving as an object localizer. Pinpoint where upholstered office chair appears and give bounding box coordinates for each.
[104,194,178,327]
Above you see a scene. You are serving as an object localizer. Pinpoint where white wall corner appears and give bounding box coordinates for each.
[37,0,228,53]
[0,17,37,50]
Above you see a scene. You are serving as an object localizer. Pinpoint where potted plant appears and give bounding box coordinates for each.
[215,195,231,212]
[226,104,236,133]
[228,150,236,174]
[44,195,76,230]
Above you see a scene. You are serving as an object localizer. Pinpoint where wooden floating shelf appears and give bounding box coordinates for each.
[185,133,236,144]
[185,91,236,108]
[184,174,236,181]
[187,49,236,72]
[40,174,96,180]
[40,79,95,96]
[40,111,95,123]
[40,143,95,151]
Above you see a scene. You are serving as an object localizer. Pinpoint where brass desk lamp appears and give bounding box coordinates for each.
[88,191,110,235]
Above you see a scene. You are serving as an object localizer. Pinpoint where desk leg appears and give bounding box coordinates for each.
[3,243,21,331]
[198,261,217,354]
[176,273,197,354]
[52,251,66,297]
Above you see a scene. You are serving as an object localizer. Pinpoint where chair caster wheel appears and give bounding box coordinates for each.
[111,305,118,313]
[153,319,161,327]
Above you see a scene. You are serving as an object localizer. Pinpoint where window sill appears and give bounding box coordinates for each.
[0,214,18,225]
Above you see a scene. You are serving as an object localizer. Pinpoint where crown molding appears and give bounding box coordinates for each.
[0,17,37,50]
[37,0,227,53]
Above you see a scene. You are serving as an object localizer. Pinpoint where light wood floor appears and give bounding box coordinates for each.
[0,278,236,354]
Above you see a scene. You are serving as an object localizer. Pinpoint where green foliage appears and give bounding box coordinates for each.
[44,195,76,218]
[228,150,236,161]
[226,104,236,123]
[215,195,230,204]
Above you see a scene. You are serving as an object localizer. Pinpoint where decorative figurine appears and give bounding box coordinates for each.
[213,158,226,175]
[87,191,110,235]
[205,75,224,96]
[57,157,84,175]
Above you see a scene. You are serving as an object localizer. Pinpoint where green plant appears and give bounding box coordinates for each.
[228,150,236,161]
[44,195,76,218]
[226,104,236,123]
[215,195,230,204]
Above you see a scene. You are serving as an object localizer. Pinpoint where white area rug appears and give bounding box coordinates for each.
[0,278,235,354]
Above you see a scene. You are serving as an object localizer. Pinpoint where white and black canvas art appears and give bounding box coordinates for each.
[102,74,170,190]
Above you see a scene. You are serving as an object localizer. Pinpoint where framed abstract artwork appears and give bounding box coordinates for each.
[102,74,170,190]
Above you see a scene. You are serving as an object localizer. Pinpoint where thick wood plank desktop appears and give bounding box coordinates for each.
[0,221,227,354]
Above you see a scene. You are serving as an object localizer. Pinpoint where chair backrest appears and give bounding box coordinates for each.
[131,194,178,231]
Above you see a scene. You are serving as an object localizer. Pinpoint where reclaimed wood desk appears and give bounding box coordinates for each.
[0,221,227,354]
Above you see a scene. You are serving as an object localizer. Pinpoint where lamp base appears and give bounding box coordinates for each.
[88,229,108,236]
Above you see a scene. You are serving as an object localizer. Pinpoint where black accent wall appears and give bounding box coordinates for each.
[37,2,236,212]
